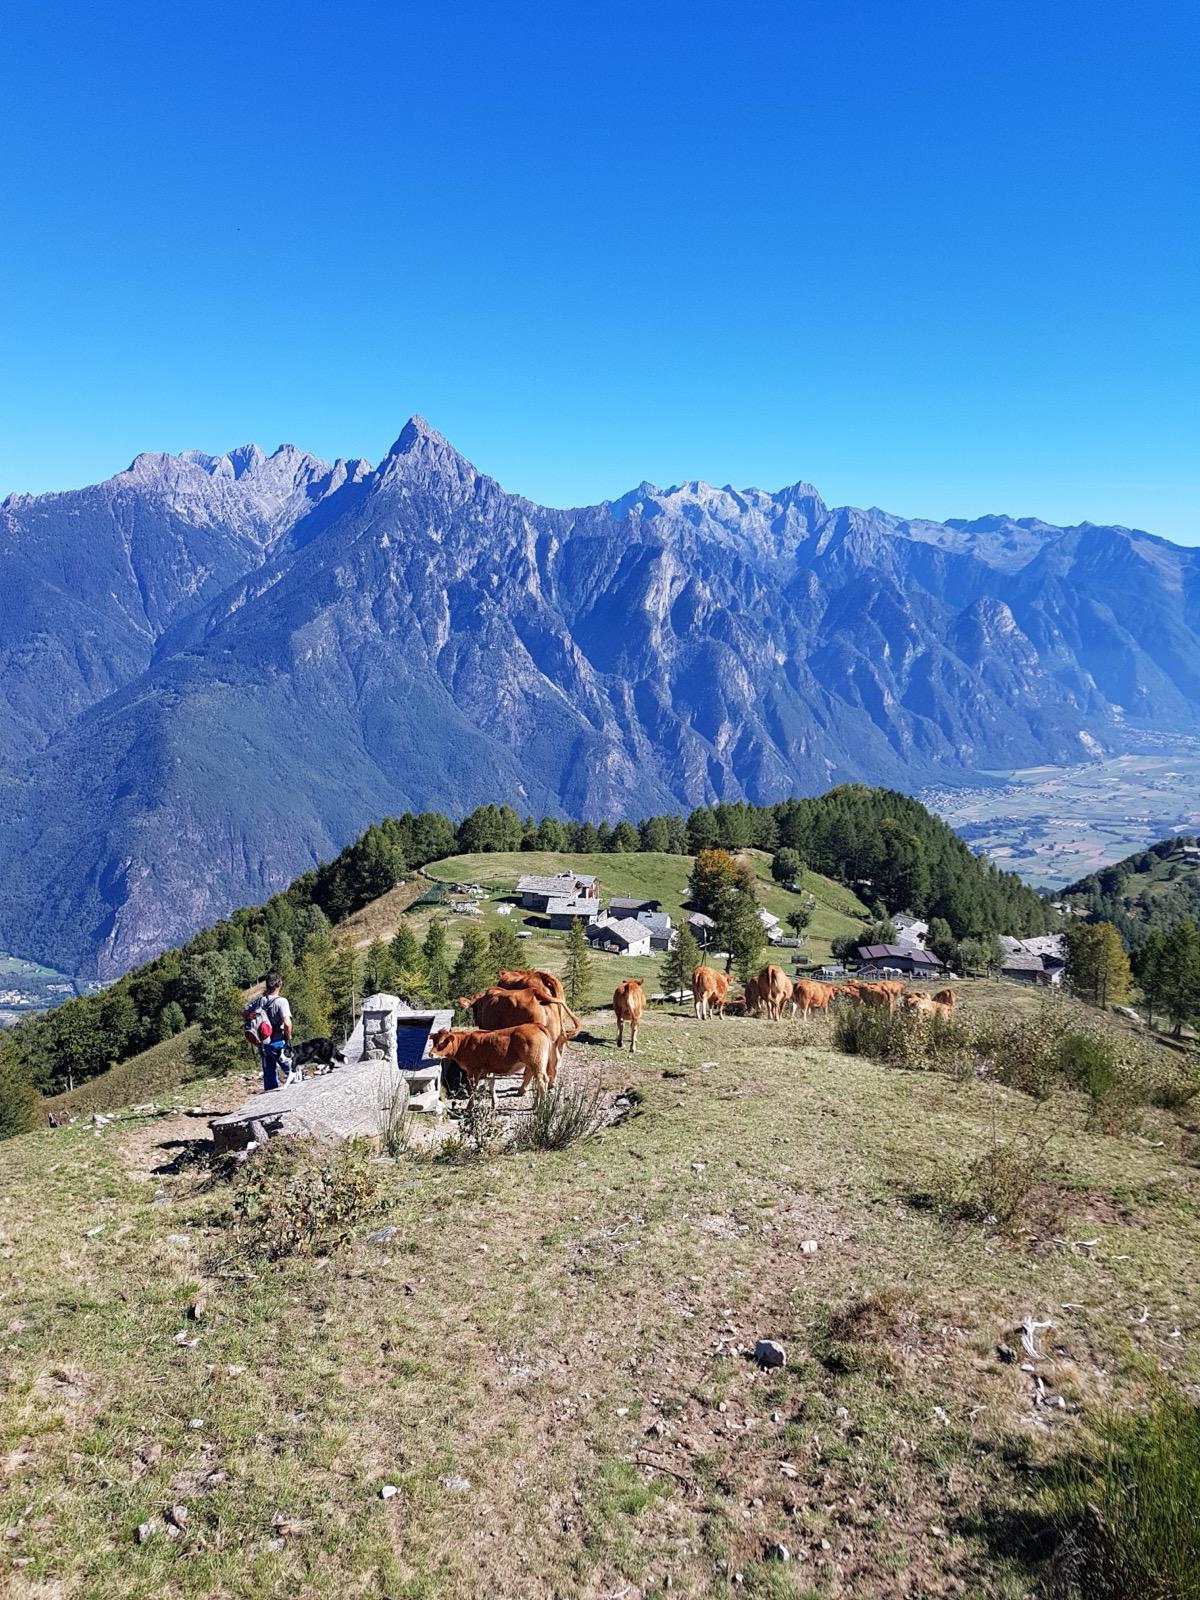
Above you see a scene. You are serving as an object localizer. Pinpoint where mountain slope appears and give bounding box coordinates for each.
[2,416,1198,977]
[1060,835,1200,944]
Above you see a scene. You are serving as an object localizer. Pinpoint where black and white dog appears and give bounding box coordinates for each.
[280,1037,347,1084]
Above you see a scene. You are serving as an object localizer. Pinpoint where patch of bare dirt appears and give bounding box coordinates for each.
[115,1072,258,1180]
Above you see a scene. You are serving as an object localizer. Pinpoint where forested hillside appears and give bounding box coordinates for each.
[5,786,1048,1103]
[1061,835,1200,947]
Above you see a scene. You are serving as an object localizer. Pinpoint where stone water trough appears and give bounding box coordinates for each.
[209,993,452,1153]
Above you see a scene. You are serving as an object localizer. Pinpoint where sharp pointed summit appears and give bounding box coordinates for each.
[378,415,481,494]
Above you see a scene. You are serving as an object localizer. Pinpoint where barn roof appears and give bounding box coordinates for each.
[588,916,650,947]
[857,944,939,964]
[545,896,597,916]
[1001,953,1045,972]
[518,871,597,895]
[636,910,672,932]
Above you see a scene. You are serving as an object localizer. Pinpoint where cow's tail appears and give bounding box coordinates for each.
[547,996,581,1032]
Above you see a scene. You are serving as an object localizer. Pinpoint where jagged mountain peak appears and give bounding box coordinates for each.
[123,439,331,486]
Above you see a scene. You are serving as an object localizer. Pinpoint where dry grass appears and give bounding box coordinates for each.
[2,994,1198,1598]
[336,880,427,948]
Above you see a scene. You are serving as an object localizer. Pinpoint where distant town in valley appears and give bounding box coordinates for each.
[921,734,1200,888]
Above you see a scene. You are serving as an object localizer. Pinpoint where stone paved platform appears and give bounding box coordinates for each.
[209,1059,410,1152]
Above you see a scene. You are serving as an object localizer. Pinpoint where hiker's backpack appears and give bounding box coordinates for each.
[241,996,272,1046]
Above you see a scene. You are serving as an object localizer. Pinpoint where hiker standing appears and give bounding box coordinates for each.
[252,972,292,1092]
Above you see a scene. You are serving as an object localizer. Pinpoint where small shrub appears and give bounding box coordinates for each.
[832,1005,911,1063]
[977,1009,1068,1101]
[833,1004,972,1075]
[1149,1070,1199,1113]
[916,1011,975,1077]
[230,1135,382,1260]
[378,1077,414,1158]
[1043,1389,1200,1599]
[514,1076,608,1152]
[462,1092,507,1156]
[935,1133,1056,1234]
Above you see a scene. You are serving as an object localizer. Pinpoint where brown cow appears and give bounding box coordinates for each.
[429,1024,553,1107]
[741,972,765,1016]
[902,990,935,1018]
[756,963,794,1021]
[613,978,645,1053]
[793,977,835,1020]
[851,981,894,1011]
[903,989,954,1020]
[932,988,955,1010]
[692,965,731,1021]
[496,968,567,1001]
[458,984,579,1080]
[872,979,905,1010]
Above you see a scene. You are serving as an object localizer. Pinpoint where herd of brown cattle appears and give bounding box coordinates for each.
[425,960,955,1107]
[690,962,955,1023]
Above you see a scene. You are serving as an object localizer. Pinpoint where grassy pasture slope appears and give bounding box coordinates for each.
[2,990,1197,1598]
[42,1030,202,1120]
[418,849,870,1004]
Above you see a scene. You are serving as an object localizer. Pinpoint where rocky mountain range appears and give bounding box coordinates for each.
[3,417,1198,978]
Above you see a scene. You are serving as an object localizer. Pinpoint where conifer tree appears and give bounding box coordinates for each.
[487,922,524,975]
[422,921,451,1003]
[188,983,248,1079]
[661,925,700,1002]
[449,928,493,1004]
[0,1033,38,1141]
[157,1000,187,1040]
[363,938,397,997]
[326,944,363,1038]
[1064,921,1131,1007]
[562,918,593,1011]
[292,949,333,1036]
[389,920,423,977]
[724,892,765,981]
[1158,919,1200,1037]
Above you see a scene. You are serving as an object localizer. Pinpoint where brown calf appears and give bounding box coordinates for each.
[428,1023,554,1108]
[613,978,645,1053]
[692,965,731,1021]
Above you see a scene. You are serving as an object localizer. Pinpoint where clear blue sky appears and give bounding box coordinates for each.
[2,1,1197,539]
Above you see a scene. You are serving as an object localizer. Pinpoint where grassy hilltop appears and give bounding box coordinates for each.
[2,985,1198,1598]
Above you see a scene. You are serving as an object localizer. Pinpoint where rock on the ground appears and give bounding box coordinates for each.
[754,1339,786,1368]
